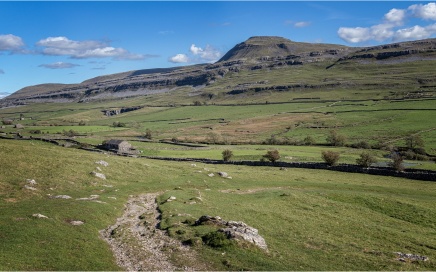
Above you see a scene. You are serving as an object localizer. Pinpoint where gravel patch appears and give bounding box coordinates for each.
[100,193,205,271]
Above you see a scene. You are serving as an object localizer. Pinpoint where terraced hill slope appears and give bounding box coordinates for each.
[2,36,436,106]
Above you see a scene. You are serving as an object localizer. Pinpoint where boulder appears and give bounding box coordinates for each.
[195,215,268,250]
[26,179,37,185]
[218,172,228,178]
[91,171,106,180]
[32,213,48,219]
[96,160,109,167]
[219,221,268,250]
[208,173,215,177]
[70,220,84,226]
[166,196,177,202]
[24,185,37,191]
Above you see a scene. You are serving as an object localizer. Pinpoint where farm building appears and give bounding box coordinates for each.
[103,139,133,153]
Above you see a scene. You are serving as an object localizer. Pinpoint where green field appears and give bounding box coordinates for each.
[1,57,436,270]
[0,139,435,270]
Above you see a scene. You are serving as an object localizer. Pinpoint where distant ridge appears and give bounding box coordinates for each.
[2,36,436,106]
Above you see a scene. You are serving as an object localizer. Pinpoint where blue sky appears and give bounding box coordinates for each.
[1,1,436,97]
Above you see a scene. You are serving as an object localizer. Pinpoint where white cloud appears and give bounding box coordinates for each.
[169,54,189,63]
[39,62,80,69]
[337,27,371,43]
[384,8,406,25]
[338,2,436,43]
[0,34,25,51]
[0,92,10,99]
[36,36,145,60]
[284,20,311,28]
[169,43,221,64]
[190,44,221,62]
[294,21,311,28]
[409,3,436,20]
[394,23,436,41]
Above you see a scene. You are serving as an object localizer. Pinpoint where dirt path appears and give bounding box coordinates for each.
[100,193,205,271]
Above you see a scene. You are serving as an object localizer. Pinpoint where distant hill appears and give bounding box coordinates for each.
[218,36,352,62]
[2,36,436,106]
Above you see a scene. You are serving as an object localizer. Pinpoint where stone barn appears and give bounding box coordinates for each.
[103,139,132,153]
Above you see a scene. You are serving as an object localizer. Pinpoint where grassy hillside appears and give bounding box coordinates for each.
[0,139,435,270]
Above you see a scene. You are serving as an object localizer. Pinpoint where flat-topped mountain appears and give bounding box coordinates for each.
[2,36,436,106]
[218,36,352,62]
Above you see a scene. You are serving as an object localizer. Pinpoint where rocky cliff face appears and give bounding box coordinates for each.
[2,36,435,107]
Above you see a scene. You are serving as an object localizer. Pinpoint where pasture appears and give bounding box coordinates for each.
[0,139,435,270]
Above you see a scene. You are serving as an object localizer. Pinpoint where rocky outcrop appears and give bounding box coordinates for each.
[195,215,268,250]
[102,106,143,116]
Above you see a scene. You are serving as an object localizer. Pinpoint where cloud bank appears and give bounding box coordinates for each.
[0,34,25,52]
[39,62,80,69]
[36,36,146,60]
[338,2,436,43]
[169,43,221,64]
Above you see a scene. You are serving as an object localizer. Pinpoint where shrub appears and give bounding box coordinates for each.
[193,100,202,106]
[63,129,79,137]
[78,120,86,126]
[321,150,340,166]
[263,150,280,163]
[222,149,233,162]
[326,130,347,147]
[202,231,231,248]
[353,140,371,149]
[389,152,404,171]
[303,135,315,146]
[356,152,377,167]
[112,121,126,127]
[145,129,152,140]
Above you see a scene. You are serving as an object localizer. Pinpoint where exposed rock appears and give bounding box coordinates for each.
[77,195,100,201]
[195,215,268,250]
[218,172,228,178]
[91,171,106,179]
[96,160,109,167]
[26,179,37,185]
[32,213,48,219]
[96,166,102,172]
[207,173,215,177]
[100,193,206,271]
[70,220,84,226]
[395,252,428,262]
[166,196,177,202]
[220,221,268,251]
[52,195,72,199]
[24,185,37,191]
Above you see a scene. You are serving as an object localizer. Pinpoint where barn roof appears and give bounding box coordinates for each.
[105,139,127,145]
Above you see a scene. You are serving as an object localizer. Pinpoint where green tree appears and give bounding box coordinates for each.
[405,134,424,149]
[356,152,377,168]
[263,150,280,163]
[222,149,233,162]
[303,135,315,146]
[321,150,340,166]
[145,128,152,139]
[389,152,404,171]
[326,130,347,146]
